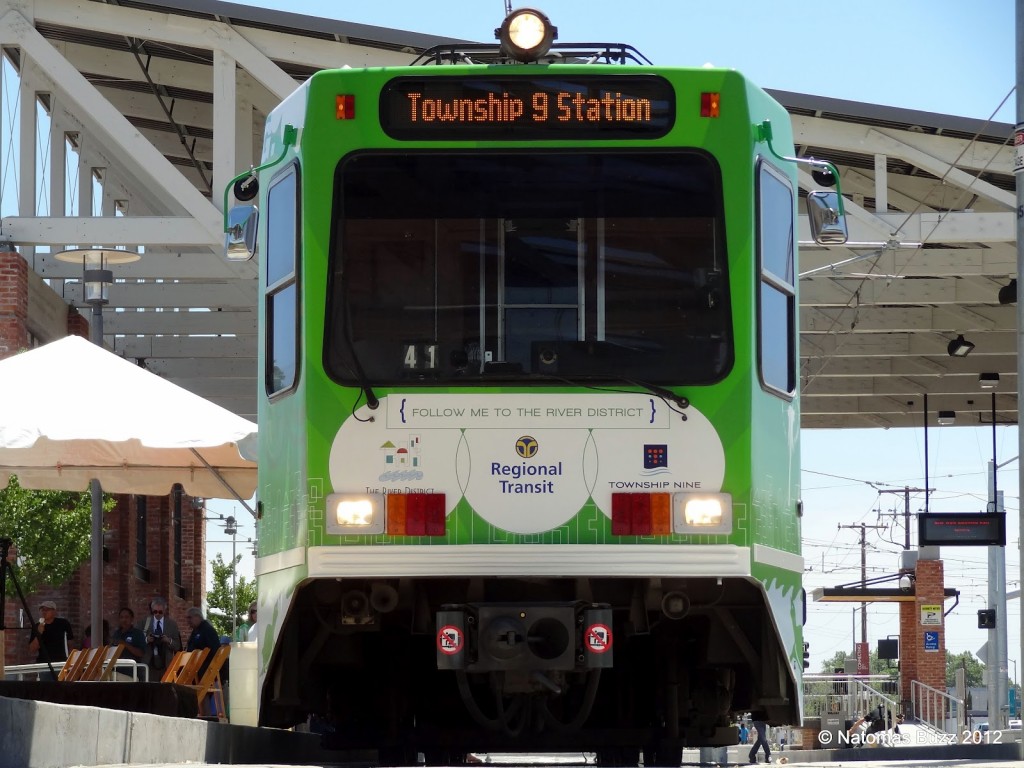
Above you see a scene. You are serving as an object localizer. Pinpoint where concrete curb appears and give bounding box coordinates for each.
[0,695,356,768]
[779,742,1021,762]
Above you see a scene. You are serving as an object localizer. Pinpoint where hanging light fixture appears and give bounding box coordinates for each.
[979,372,1000,390]
[998,279,1016,305]
[946,334,975,358]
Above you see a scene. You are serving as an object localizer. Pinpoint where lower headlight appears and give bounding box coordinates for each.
[325,493,385,534]
[673,493,732,534]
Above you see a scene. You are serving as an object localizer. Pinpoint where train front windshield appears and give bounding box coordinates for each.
[325,151,731,386]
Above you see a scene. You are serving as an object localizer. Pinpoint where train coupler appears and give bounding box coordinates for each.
[435,602,613,672]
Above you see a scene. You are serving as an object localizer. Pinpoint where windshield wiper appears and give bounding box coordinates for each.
[521,372,690,415]
[340,305,378,410]
[620,378,690,411]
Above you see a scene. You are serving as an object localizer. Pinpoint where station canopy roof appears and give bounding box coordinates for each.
[1,0,1016,431]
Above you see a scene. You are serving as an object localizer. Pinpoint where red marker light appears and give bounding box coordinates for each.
[612,492,671,535]
[336,94,356,120]
[700,92,720,118]
[386,493,446,536]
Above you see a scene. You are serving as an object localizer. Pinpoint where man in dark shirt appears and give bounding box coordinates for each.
[28,600,73,665]
[111,607,147,679]
[185,606,220,678]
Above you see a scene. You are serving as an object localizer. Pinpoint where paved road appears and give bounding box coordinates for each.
[93,755,1022,768]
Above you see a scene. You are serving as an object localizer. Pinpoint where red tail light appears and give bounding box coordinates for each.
[612,492,671,535]
[386,493,446,536]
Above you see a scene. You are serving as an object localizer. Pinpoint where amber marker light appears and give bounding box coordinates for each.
[700,92,720,118]
[336,95,356,120]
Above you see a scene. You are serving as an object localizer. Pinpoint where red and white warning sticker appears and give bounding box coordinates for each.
[585,623,612,653]
[437,625,464,655]
[1015,125,1024,175]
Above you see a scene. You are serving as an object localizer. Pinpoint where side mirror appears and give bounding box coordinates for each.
[805,190,848,245]
[225,205,259,261]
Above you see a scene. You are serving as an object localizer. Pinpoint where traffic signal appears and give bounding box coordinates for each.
[803,641,810,670]
[978,608,996,629]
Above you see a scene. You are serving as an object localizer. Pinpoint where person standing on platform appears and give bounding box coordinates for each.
[141,596,181,676]
[82,619,110,649]
[748,719,771,764]
[185,606,220,678]
[234,601,257,641]
[28,600,73,675]
[246,603,258,642]
[112,607,147,678]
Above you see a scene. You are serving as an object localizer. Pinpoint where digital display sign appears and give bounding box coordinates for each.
[380,76,675,140]
[918,512,1006,546]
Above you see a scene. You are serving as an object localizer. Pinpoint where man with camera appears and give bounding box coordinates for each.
[140,596,181,675]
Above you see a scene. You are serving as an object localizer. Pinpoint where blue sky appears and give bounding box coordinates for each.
[208,0,1021,677]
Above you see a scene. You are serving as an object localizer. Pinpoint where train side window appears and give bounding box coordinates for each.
[266,167,299,396]
[756,162,796,397]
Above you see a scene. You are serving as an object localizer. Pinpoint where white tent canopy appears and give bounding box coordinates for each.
[0,335,257,498]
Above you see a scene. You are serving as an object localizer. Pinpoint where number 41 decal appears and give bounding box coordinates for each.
[402,343,439,370]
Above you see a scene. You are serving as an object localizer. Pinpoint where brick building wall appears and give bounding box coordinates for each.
[0,246,29,355]
[1,249,207,667]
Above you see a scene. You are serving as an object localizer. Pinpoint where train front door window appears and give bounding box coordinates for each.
[326,151,733,387]
[500,218,580,372]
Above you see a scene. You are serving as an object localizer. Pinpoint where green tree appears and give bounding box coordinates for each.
[0,475,111,594]
[206,552,257,637]
[946,650,985,688]
[820,648,893,676]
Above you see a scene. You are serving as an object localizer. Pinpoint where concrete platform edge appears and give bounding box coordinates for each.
[0,695,353,768]
[778,741,1021,762]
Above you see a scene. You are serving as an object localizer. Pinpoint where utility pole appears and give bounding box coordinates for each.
[225,516,238,638]
[839,522,887,672]
[877,487,928,550]
[1015,0,1023,759]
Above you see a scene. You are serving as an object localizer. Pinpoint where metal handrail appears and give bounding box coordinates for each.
[911,679,964,735]
[802,674,900,718]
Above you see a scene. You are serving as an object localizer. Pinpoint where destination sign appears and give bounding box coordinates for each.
[918,512,1006,546]
[380,76,675,140]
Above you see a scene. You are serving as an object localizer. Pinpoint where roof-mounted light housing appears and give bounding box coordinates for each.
[496,8,557,62]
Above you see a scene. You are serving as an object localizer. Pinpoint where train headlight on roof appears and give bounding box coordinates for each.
[325,493,385,534]
[496,8,557,62]
[673,493,732,535]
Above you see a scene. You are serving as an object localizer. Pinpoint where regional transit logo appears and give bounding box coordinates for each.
[515,435,539,458]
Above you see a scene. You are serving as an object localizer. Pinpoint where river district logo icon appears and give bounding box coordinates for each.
[515,435,539,458]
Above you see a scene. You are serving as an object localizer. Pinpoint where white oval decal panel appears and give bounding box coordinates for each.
[328,394,725,534]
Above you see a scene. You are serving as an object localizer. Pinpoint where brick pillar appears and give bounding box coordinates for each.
[899,571,917,711]
[901,557,946,715]
[0,246,29,359]
[67,306,89,338]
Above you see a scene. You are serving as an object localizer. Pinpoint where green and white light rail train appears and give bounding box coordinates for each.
[224,8,847,764]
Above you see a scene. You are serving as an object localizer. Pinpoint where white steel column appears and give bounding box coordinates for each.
[874,154,888,213]
[17,57,35,261]
[49,112,66,220]
[1014,0,1024,760]
[212,48,237,211]
[235,96,254,192]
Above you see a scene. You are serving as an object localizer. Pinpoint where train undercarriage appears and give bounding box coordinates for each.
[261,575,797,765]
